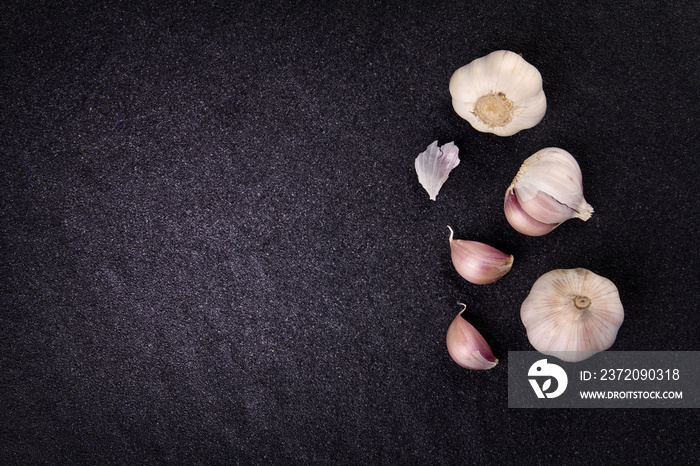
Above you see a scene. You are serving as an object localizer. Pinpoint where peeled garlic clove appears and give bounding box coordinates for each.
[504,190,558,236]
[505,147,594,235]
[446,304,498,370]
[449,50,546,137]
[448,226,513,285]
[520,268,624,363]
[415,140,460,200]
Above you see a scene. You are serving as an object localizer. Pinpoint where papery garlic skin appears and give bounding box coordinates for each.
[446,304,498,370]
[449,50,546,137]
[415,141,460,200]
[505,147,594,235]
[504,190,558,236]
[521,268,624,362]
[448,226,513,285]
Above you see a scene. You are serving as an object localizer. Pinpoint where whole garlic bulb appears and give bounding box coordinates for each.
[449,50,547,137]
[504,147,594,236]
[520,268,624,362]
[446,304,498,370]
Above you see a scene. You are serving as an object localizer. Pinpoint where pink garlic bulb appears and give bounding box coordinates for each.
[504,148,594,236]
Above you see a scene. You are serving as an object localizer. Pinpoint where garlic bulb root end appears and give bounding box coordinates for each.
[473,92,515,128]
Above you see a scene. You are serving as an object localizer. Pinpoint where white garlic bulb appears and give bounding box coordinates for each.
[446,304,498,370]
[504,147,594,236]
[521,268,624,362]
[415,140,460,200]
[449,50,547,137]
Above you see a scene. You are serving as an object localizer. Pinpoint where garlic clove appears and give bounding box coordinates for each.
[520,268,624,362]
[513,189,579,225]
[449,50,546,137]
[505,147,594,235]
[503,189,558,236]
[446,304,498,370]
[415,140,460,201]
[448,226,514,285]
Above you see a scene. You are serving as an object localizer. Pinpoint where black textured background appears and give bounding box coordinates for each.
[2,1,699,464]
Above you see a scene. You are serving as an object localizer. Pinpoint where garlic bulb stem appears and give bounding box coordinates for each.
[573,296,591,310]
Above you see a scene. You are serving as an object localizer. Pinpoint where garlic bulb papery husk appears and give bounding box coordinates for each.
[505,147,594,235]
[448,226,513,285]
[503,190,558,236]
[520,268,624,363]
[446,304,498,370]
[415,140,460,200]
[449,50,546,137]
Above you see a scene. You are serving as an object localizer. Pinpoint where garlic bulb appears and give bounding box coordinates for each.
[415,140,460,200]
[520,268,624,362]
[446,304,498,370]
[449,50,547,136]
[505,147,594,236]
[448,226,513,285]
